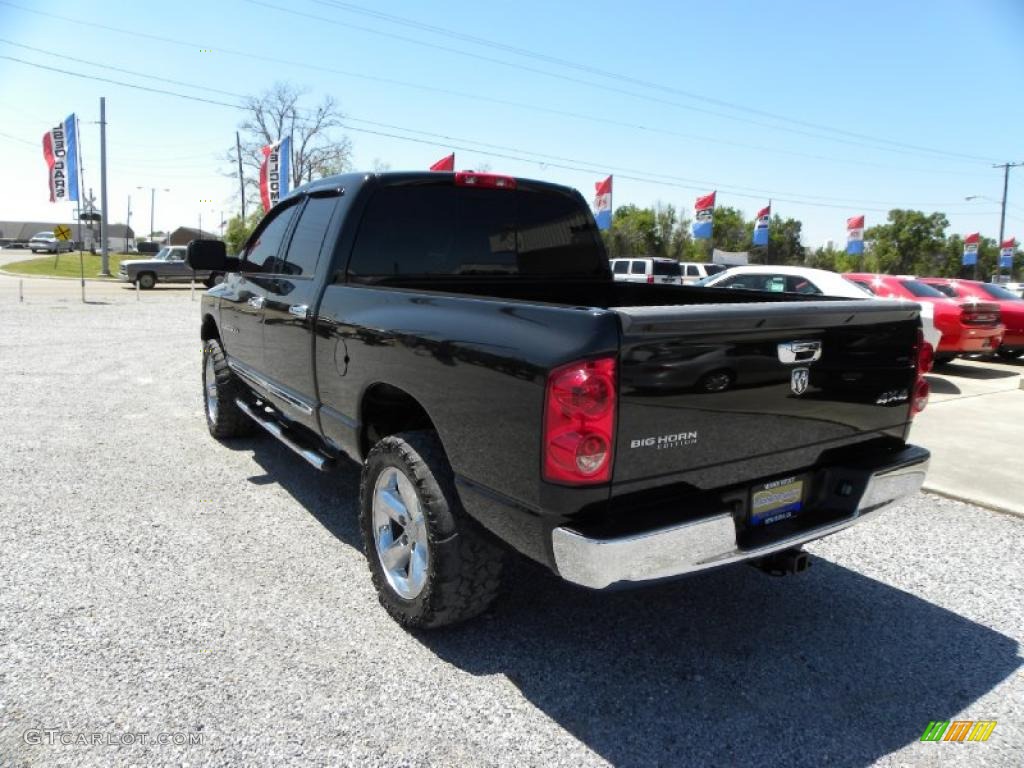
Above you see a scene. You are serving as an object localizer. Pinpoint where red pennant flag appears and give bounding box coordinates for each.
[965,232,980,245]
[847,215,865,230]
[695,191,716,211]
[430,153,455,172]
[1000,237,1015,249]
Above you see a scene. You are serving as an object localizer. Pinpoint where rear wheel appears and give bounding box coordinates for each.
[360,430,505,629]
[137,272,156,290]
[205,273,225,288]
[996,348,1023,361]
[697,369,735,393]
[933,354,956,366]
[202,338,257,439]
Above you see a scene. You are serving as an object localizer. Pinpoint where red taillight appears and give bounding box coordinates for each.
[544,357,616,484]
[918,340,934,374]
[646,274,655,284]
[910,328,930,419]
[912,377,930,414]
[454,171,517,190]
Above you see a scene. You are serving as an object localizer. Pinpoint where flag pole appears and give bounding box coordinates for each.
[236,131,246,222]
[98,96,110,276]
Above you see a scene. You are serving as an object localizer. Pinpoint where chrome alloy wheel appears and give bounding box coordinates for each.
[372,466,429,599]
[204,354,219,423]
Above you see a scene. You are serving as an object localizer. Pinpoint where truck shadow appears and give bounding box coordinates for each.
[244,437,1021,768]
[935,361,1019,379]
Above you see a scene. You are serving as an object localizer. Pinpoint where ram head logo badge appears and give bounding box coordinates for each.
[791,367,810,396]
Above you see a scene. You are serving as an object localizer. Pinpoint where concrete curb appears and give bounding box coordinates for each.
[0,268,121,283]
[922,487,1024,521]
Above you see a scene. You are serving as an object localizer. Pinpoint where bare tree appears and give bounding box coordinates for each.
[226,82,353,209]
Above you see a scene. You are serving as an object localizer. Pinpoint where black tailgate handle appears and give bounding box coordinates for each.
[777,340,822,364]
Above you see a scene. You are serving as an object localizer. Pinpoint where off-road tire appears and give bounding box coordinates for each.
[202,338,258,439]
[360,430,505,629]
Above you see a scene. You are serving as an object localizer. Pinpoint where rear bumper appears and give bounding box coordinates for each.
[551,446,929,590]
[938,326,1004,353]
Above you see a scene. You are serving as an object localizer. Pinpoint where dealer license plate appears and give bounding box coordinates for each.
[750,476,806,526]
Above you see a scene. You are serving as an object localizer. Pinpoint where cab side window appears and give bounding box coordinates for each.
[272,196,338,277]
[242,202,300,273]
[612,260,628,274]
[630,261,646,275]
[686,265,699,276]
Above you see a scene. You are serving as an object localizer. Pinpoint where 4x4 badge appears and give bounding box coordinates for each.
[791,367,810,395]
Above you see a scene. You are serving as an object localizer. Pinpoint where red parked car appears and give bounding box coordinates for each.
[846,273,1004,364]
[919,278,1024,360]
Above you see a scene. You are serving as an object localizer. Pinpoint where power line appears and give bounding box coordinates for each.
[1,50,995,214]
[248,0,997,165]
[0,129,36,146]
[0,1,994,176]
[308,0,999,164]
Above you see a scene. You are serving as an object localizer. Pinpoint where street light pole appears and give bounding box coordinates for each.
[994,162,1021,283]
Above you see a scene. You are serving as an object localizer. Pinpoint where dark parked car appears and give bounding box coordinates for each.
[188,171,930,629]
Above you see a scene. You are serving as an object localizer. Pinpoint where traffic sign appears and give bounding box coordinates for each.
[54,224,72,241]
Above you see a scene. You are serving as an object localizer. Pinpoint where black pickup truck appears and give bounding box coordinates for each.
[188,170,931,629]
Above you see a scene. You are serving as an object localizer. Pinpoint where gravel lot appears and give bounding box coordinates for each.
[1,279,1021,767]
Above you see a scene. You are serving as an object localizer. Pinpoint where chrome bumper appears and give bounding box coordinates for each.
[551,454,929,590]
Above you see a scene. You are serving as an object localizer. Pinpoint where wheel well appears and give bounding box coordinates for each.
[201,314,219,341]
[360,384,435,456]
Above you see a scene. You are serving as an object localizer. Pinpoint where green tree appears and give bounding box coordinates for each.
[863,209,949,275]
[602,204,659,257]
[750,214,804,265]
[709,205,747,253]
[224,210,263,255]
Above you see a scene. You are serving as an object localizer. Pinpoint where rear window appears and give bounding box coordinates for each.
[901,279,947,298]
[842,278,875,296]
[348,184,604,279]
[705,264,726,275]
[652,261,681,276]
[929,283,957,298]
[847,278,876,294]
[978,283,1022,300]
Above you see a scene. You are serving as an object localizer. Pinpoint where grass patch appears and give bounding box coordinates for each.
[2,252,138,279]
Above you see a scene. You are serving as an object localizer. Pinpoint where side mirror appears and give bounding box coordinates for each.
[186,239,238,271]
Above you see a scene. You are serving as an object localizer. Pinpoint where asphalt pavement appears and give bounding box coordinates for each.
[0,275,1021,767]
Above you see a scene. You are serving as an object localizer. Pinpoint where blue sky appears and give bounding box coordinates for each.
[1,0,1022,246]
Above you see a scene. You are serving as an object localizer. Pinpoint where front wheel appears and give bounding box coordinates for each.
[202,338,258,439]
[137,272,156,290]
[360,430,505,629]
[205,273,224,288]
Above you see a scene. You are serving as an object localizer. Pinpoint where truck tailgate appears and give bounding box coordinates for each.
[612,300,921,493]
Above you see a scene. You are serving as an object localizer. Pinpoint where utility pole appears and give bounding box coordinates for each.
[150,187,155,238]
[98,96,110,275]
[994,162,1021,283]
[236,131,246,222]
[125,194,132,253]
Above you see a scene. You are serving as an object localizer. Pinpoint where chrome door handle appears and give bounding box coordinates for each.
[247,296,265,309]
[288,304,309,318]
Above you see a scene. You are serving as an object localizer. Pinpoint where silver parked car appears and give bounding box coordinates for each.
[29,231,73,254]
[118,245,223,289]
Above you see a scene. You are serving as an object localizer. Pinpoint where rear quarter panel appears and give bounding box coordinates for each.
[314,285,621,512]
